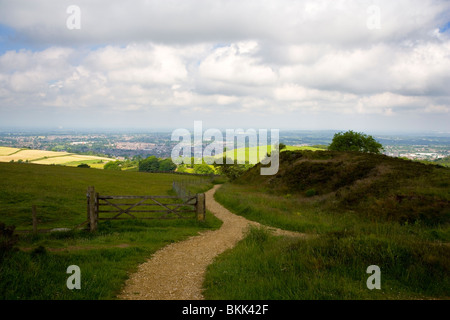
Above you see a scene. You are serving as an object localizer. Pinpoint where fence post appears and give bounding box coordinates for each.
[196,193,205,221]
[87,186,97,232]
[95,192,99,229]
[32,205,38,234]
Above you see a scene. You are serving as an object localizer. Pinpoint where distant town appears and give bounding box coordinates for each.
[0,129,449,162]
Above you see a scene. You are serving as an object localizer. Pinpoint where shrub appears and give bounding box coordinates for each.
[193,164,215,175]
[305,189,316,197]
[104,160,122,171]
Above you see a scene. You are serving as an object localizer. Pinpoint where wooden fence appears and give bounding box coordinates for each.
[85,186,205,232]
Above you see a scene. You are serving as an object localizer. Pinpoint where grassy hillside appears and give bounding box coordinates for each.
[235,150,450,225]
[0,162,221,299]
[203,150,450,299]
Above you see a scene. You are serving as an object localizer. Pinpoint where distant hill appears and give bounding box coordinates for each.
[0,146,114,168]
[236,150,450,225]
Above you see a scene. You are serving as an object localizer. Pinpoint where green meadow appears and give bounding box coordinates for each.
[0,162,222,299]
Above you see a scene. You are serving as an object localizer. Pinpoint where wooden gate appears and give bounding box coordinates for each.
[86,186,205,232]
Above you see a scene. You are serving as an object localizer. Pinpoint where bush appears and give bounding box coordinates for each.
[305,189,316,197]
[104,160,122,171]
[213,157,252,181]
[193,164,215,175]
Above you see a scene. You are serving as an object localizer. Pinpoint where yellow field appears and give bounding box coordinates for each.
[32,155,112,165]
[0,147,115,168]
[0,147,21,156]
[0,149,70,162]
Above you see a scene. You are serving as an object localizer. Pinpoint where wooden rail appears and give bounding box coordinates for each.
[86,186,205,232]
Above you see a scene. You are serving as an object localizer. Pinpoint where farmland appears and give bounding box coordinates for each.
[0,147,114,168]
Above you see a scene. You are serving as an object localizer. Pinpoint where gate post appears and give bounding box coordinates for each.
[87,186,98,232]
[196,193,205,221]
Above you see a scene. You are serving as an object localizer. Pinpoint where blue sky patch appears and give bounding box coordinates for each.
[440,21,450,33]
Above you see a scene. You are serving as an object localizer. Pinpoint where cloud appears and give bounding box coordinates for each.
[1,0,449,46]
[0,0,449,130]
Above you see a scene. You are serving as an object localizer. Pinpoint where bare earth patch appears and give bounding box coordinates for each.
[118,184,309,300]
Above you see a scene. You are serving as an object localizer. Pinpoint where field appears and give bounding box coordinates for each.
[2,149,449,300]
[0,147,114,168]
[203,150,450,299]
[0,147,22,156]
[0,162,222,299]
[213,145,325,163]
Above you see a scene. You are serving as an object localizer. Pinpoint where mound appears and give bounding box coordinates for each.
[236,150,450,225]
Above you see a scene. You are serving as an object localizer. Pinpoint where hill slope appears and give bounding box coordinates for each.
[237,150,450,225]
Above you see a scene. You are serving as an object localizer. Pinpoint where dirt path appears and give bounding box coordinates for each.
[118,184,308,300]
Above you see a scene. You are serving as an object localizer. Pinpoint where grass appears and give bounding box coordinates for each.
[203,150,450,299]
[0,162,217,230]
[0,162,222,299]
[203,226,449,300]
[1,211,222,300]
[214,145,325,163]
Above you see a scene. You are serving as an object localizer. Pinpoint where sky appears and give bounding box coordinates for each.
[0,0,449,133]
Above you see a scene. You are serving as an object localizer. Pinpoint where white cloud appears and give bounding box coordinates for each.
[198,42,277,87]
[0,0,449,130]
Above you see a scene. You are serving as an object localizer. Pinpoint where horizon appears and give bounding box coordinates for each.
[1,1,450,132]
[1,125,450,138]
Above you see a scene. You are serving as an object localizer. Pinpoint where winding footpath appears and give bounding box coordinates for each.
[118,184,308,300]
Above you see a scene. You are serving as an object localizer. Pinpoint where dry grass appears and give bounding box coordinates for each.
[0,147,21,156]
[0,147,114,166]
[0,149,70,162]
[32,155,112,165]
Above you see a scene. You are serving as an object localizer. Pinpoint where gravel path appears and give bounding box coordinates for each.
[118,184,308,300]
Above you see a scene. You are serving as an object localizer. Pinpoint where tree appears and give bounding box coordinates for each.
[193,163,215,175]
[138,156,160,172]
[104,160,122,170]
[158,158,177,172]
[213,156,253,181]
[328,130,383,154]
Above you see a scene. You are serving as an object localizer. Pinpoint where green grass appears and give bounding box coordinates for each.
[1,211,222,300]
[0,162,216,230]
[204,227,449,300]
[0,162,222,299]
[214,145,325,163]
[203,150,450,300]
[60,159,107,168]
